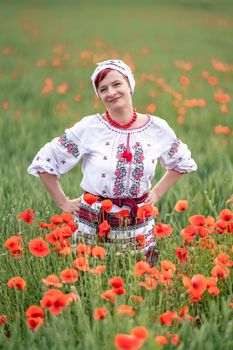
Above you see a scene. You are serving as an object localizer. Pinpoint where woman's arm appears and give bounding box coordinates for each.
[39,173,81,215]
[144,169,184,206]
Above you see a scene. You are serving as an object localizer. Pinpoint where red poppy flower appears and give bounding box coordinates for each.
[88,265,106,275]
[40,289,69,315]
[215,219,227,234]
[168,333,181,346]
[206,277,220,295]
[50,214,64,225]
[134,261,150,277]
[115,334,143,350]
[188,215,205,226]
[152,206,159,218]
[136,235,145,247]
[0,315,7,324]
[159,311,178,325]
[211,264,229,279]
[153,222,173,238]
[154,335,169,345]
[93,307,108,320]
[117,305,135,317]
[176,247,188,262]
[91,245,106,259]
[60,225,73,239]
[7,276,26,290]
[65,220,78,232]
[214,252,231,266]
[58,246,73,255]
[83,193,99,205]
[45,228,62,245]
[101,199,113,213]
[137,204,153,220]
[26,305,44,319]
[174,200,188,212]
[108,276,124,289]
[100,289,115,304]
[130,326,148,340]
[42,274,63,288]
[27,317,44,331]
[28,238,50,257]
[76,243,92,255]
[196,226,209,238]
[4,235,23,250]
[115,210,130,218]
[219,208,233,221]
[98,220,111,238]
[59,268,78,283]
[186,274,207,298]
[73,256,89,271]
[180,225,196,242]
[60,212,73,223]
[161,260,176,276]
[113,287,126,295]
[66,291,80,303]
[17,208,34,224]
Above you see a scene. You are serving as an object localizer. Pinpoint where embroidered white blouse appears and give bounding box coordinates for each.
[28,114,197,198]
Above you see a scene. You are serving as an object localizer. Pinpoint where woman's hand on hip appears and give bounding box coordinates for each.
[144,189,160,206]
[59,197,82,216]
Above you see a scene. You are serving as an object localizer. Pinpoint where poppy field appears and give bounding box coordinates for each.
[0,0,233,349]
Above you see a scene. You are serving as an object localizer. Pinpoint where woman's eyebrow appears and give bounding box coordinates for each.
[99,80,121,89]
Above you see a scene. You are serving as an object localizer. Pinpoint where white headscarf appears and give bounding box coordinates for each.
[91,59,135,97]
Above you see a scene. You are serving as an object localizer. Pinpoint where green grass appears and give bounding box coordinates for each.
[0,0,233,349]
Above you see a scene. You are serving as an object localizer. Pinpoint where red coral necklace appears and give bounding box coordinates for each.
[105,109,137,129]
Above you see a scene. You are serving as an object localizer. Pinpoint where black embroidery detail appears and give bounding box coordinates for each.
[168,138,180,158]
[113,144,127,197]
[129,142,144,197]
[58,132,80,158]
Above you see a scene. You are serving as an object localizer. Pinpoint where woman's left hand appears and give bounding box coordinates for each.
[144,189,160,206]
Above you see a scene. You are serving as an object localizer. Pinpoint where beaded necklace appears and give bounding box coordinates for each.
[105,109,137,129]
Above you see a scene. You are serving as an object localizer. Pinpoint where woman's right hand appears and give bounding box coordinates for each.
[59,197,82,216]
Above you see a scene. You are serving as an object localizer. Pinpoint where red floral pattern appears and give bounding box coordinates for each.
[113,142,144,197]
[58,132,80,158]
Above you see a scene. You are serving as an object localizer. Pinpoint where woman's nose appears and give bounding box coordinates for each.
[107,86,117,96]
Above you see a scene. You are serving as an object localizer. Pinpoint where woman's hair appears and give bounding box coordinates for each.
[94,68,130,91]
[94,68,112,90]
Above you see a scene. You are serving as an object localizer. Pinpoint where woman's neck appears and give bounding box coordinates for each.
[105,106,134,124]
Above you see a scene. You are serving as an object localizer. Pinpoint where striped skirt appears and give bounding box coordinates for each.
[73,195,159,266]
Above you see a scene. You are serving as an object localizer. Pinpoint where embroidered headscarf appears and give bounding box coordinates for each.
[91,59,135,97]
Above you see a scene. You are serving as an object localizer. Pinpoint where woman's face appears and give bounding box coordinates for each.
[97,70,132,111]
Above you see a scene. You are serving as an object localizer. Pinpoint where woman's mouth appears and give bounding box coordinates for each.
[110,97,120,102]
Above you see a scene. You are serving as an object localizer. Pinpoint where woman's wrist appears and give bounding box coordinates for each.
[57,198,69,211]
[153,187,162,200]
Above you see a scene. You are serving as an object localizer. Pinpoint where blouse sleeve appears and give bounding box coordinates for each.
[27,123,88,178]
[158,120,197,174]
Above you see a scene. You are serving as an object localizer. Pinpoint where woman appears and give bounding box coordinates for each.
[28,59,197,265]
